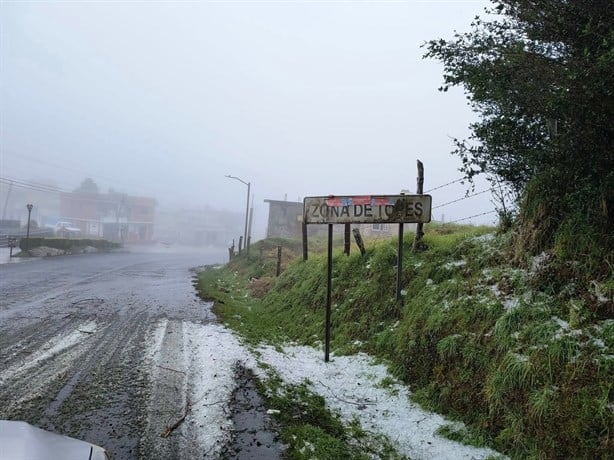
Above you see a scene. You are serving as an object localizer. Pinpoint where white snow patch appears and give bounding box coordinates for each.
[472,233,495,242]
[183,322,248,455]
[443,260,466,269]
[551,316,583,340]
[146,320,506,459]
[530,252,550,272]
[590,281,612,303]
[489,284,521,311]
[0,320,98,384]
[552,316,570,330]
[511,353,529,363]
[145,318,168,364]
[503,298,520,311]
[253,345,503,460]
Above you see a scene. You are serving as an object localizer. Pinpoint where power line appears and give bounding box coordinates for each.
[425,178,465,193]
[432,187,494,210]
[2,149,152,196]
[448,210,497,223]
[0,177,67,194]
[0,176,130,205]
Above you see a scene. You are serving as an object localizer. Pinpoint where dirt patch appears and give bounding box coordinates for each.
[220,362,284,459]
[249,277,275,299]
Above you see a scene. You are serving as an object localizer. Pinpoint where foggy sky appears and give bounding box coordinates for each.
[1,1,494,237]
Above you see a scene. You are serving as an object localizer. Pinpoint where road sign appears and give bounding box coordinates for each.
[303,194,432,225]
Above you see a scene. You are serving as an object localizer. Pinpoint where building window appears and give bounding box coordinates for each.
[372,223,388,232]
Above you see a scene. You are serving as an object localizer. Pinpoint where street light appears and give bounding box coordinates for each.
[25,204,33,253]
[225,175,250,252]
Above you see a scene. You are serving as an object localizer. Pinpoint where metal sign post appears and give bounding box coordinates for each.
[303,193,432,362]
[397,223,404,303]
[325,224,333,362]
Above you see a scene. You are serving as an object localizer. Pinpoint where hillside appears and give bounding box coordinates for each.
[197,226,613,459]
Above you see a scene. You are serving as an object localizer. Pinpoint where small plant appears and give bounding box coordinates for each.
[256,370,404,459]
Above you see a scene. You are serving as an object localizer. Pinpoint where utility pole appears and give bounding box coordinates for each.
[225,175,251,252]
[2,181,13,221]
[25,204,33,252]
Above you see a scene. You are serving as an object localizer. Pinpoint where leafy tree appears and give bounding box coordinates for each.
[424,0,613,267]
[74,178,99,194]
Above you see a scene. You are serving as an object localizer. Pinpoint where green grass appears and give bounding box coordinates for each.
[252,367,406,459]
[198,225,614,459]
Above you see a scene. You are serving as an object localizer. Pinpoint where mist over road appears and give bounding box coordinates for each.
[0,247,261,459]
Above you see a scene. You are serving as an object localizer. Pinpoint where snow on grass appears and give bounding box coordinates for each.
[530,251,550,272]
[159,318,506,460]
[443,260,467,269]
[472,233,495,243]
[253,344,504,460]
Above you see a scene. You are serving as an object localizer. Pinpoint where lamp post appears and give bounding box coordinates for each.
[25,204,33,253]
[225,175,250,252]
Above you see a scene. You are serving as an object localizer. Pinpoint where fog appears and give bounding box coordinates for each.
[1,1,494,241]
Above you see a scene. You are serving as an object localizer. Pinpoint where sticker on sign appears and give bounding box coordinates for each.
[303,195,432,224]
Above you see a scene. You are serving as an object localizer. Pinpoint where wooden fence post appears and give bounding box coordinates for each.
[276,246,282,276]
[352,228,366,256]
[413,160,425,251]
[302,222,308,261]
[344,223,351,256]
[228,239,235,261]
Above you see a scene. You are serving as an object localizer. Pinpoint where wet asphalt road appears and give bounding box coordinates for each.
[0,247,281,459]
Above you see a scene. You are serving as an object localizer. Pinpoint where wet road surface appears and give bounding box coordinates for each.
[0,247,283,459]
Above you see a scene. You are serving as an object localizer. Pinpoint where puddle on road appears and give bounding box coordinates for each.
[221,363,285,459]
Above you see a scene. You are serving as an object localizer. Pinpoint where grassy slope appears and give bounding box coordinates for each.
[197,225,613,459]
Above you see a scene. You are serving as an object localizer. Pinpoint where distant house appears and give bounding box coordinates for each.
[359,223,395,239]
[59,192,156,243]
[264,200,303,238]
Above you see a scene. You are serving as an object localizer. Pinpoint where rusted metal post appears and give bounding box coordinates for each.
[352,228,366,256]
[302,222,308,261]
[413,160,425,251]
[276,246,282,276]
[396,223,404,303]
[343,223,351,256]
[325,224,333,362]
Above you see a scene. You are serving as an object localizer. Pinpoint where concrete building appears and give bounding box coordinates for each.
[264,199,303,238]
[59,192,156,243]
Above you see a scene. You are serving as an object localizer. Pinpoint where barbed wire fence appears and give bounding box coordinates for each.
[425,177,500,225]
